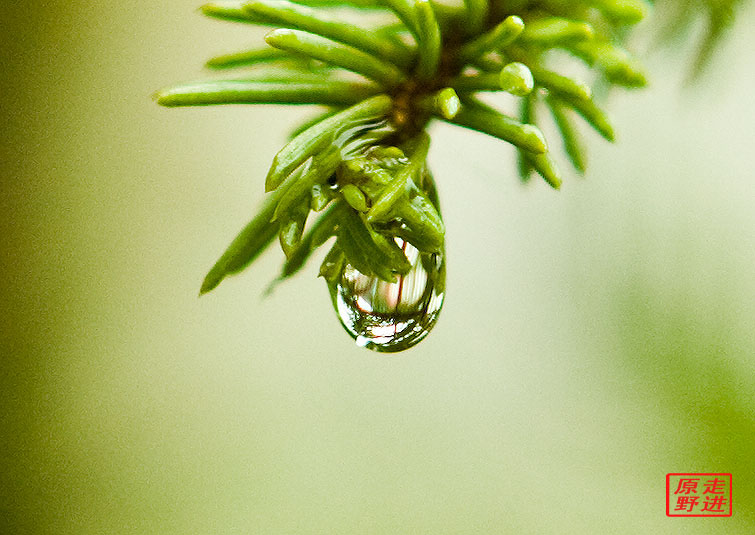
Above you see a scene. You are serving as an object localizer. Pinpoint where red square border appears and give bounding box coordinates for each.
[666,473,732,517]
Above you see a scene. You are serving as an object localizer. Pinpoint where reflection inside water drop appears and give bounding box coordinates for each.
[330,239,445,353]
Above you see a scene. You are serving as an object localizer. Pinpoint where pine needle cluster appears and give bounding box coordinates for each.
[153,0,733,297]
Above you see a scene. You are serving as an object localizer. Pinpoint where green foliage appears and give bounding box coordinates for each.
[652,0,747,78]
[154,0,741,294]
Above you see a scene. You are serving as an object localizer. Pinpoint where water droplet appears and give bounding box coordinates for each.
[328,239,445,353]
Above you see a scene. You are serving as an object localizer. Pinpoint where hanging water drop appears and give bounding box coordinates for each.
[328,239,445,352]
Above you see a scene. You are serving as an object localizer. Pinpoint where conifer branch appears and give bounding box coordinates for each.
[155,0,748,350]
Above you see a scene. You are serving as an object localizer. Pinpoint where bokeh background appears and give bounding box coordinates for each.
[2,2,754,533]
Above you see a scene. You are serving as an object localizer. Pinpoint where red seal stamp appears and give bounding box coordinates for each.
[666,473,732,517]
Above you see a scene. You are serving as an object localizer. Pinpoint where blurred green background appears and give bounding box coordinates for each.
[1,2,753,533]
